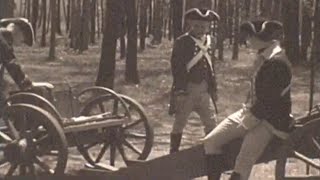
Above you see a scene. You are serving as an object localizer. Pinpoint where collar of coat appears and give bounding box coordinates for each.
[188,33,208,43]
[259,41,282,60]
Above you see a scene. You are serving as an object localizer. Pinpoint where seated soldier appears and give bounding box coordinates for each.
[202,20,292,180]
[0,18,36,110]
[169,8,220,154]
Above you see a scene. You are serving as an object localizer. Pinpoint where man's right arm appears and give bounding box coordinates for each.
[0,38,32,90]
[170,37,188,94]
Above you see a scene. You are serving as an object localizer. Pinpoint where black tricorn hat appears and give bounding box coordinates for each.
[185,8,220,22]
[240,20,283,41]
[0,18,34,46]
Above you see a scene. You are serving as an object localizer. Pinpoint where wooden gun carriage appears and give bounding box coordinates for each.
[0,84,154,178]
[1,84,320,180]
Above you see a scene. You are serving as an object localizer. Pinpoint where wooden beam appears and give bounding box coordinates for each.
[82,145,208,180]
[82,139,286,180]
[284,176,320,180]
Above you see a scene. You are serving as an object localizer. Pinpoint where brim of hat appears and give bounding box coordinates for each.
[0,18,34,46]
[186,16,219,21]
[185,8,220,22]
[240,20,283,41]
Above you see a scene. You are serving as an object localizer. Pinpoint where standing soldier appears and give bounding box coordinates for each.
[169,8,220,154]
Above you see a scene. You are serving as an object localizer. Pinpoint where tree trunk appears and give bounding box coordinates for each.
[148,0,153,35]
[168,2,173,40]
[282,0,300,64]
[311,0,320,62]
[261,0,273,18]
[47,2,51,32]
[90,0,97,44]
[309,0,320,111]
[96,0,125,88]
[120,36,126,59]
[163,2,170,39]
[97,0,101,38]
[31,0,39,38]
[119,11,127,59]
[217,0,227,60]
[152,0,163,44]
[19,0,24,17]
[69,0,81,49]
[61,0,67,32]
[213,0,218,9]
[40,0,47,46]
[139,0,148,50]
[49,0,57,60]
[171,0,183,39]
[227,0,234,45]
[272,0,281,20]
[232,0,240,60]
[125,0,140,84]
[66,0,71,32]
[101,0,105,32]
[23,0,27,17]
[26,0,31,19]
[185,0,211,9]
[300,0,313,62]
[0,0,14,19]
[244,0,251,18]
[38,0,43,28]
[250,0,259,17]
[79,0,90,52]
[56,0,62,35]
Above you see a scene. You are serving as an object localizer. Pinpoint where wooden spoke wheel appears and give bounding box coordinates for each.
[6,92,63,125]
[117,94,154,160]
[0,104,68,177]
[77,94,153,167]
[275,118,320,180]
[77,86,127,106]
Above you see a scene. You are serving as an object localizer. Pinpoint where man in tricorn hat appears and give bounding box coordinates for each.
[168,8,220,154]
[0,18,35,110]
[202,20,292,180]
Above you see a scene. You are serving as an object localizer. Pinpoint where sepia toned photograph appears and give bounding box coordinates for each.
[0,0,319,179]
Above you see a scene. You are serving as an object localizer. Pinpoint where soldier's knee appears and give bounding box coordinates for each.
[203,137,223,154]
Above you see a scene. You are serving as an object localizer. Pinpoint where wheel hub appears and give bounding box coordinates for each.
[4,139,33,164]
[110,127,124,141]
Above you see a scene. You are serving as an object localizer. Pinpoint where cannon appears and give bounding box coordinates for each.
[0,84,154,178]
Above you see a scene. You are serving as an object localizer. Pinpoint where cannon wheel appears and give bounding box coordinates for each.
[118,94,154,160]
[77,94,153,167]
[275,117,320,180]
[5,92,63,125]
[77,86,128,106]
[0,104,68,177]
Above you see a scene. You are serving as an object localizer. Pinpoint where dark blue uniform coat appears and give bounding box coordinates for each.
[250,51,292,132]
[169,33,217,114]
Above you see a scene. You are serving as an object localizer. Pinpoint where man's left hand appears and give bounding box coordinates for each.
[25,82,54,101]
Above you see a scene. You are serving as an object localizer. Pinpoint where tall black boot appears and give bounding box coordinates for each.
[169,133,182,154]
[206,154,224,180]
[229,172,240,180]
